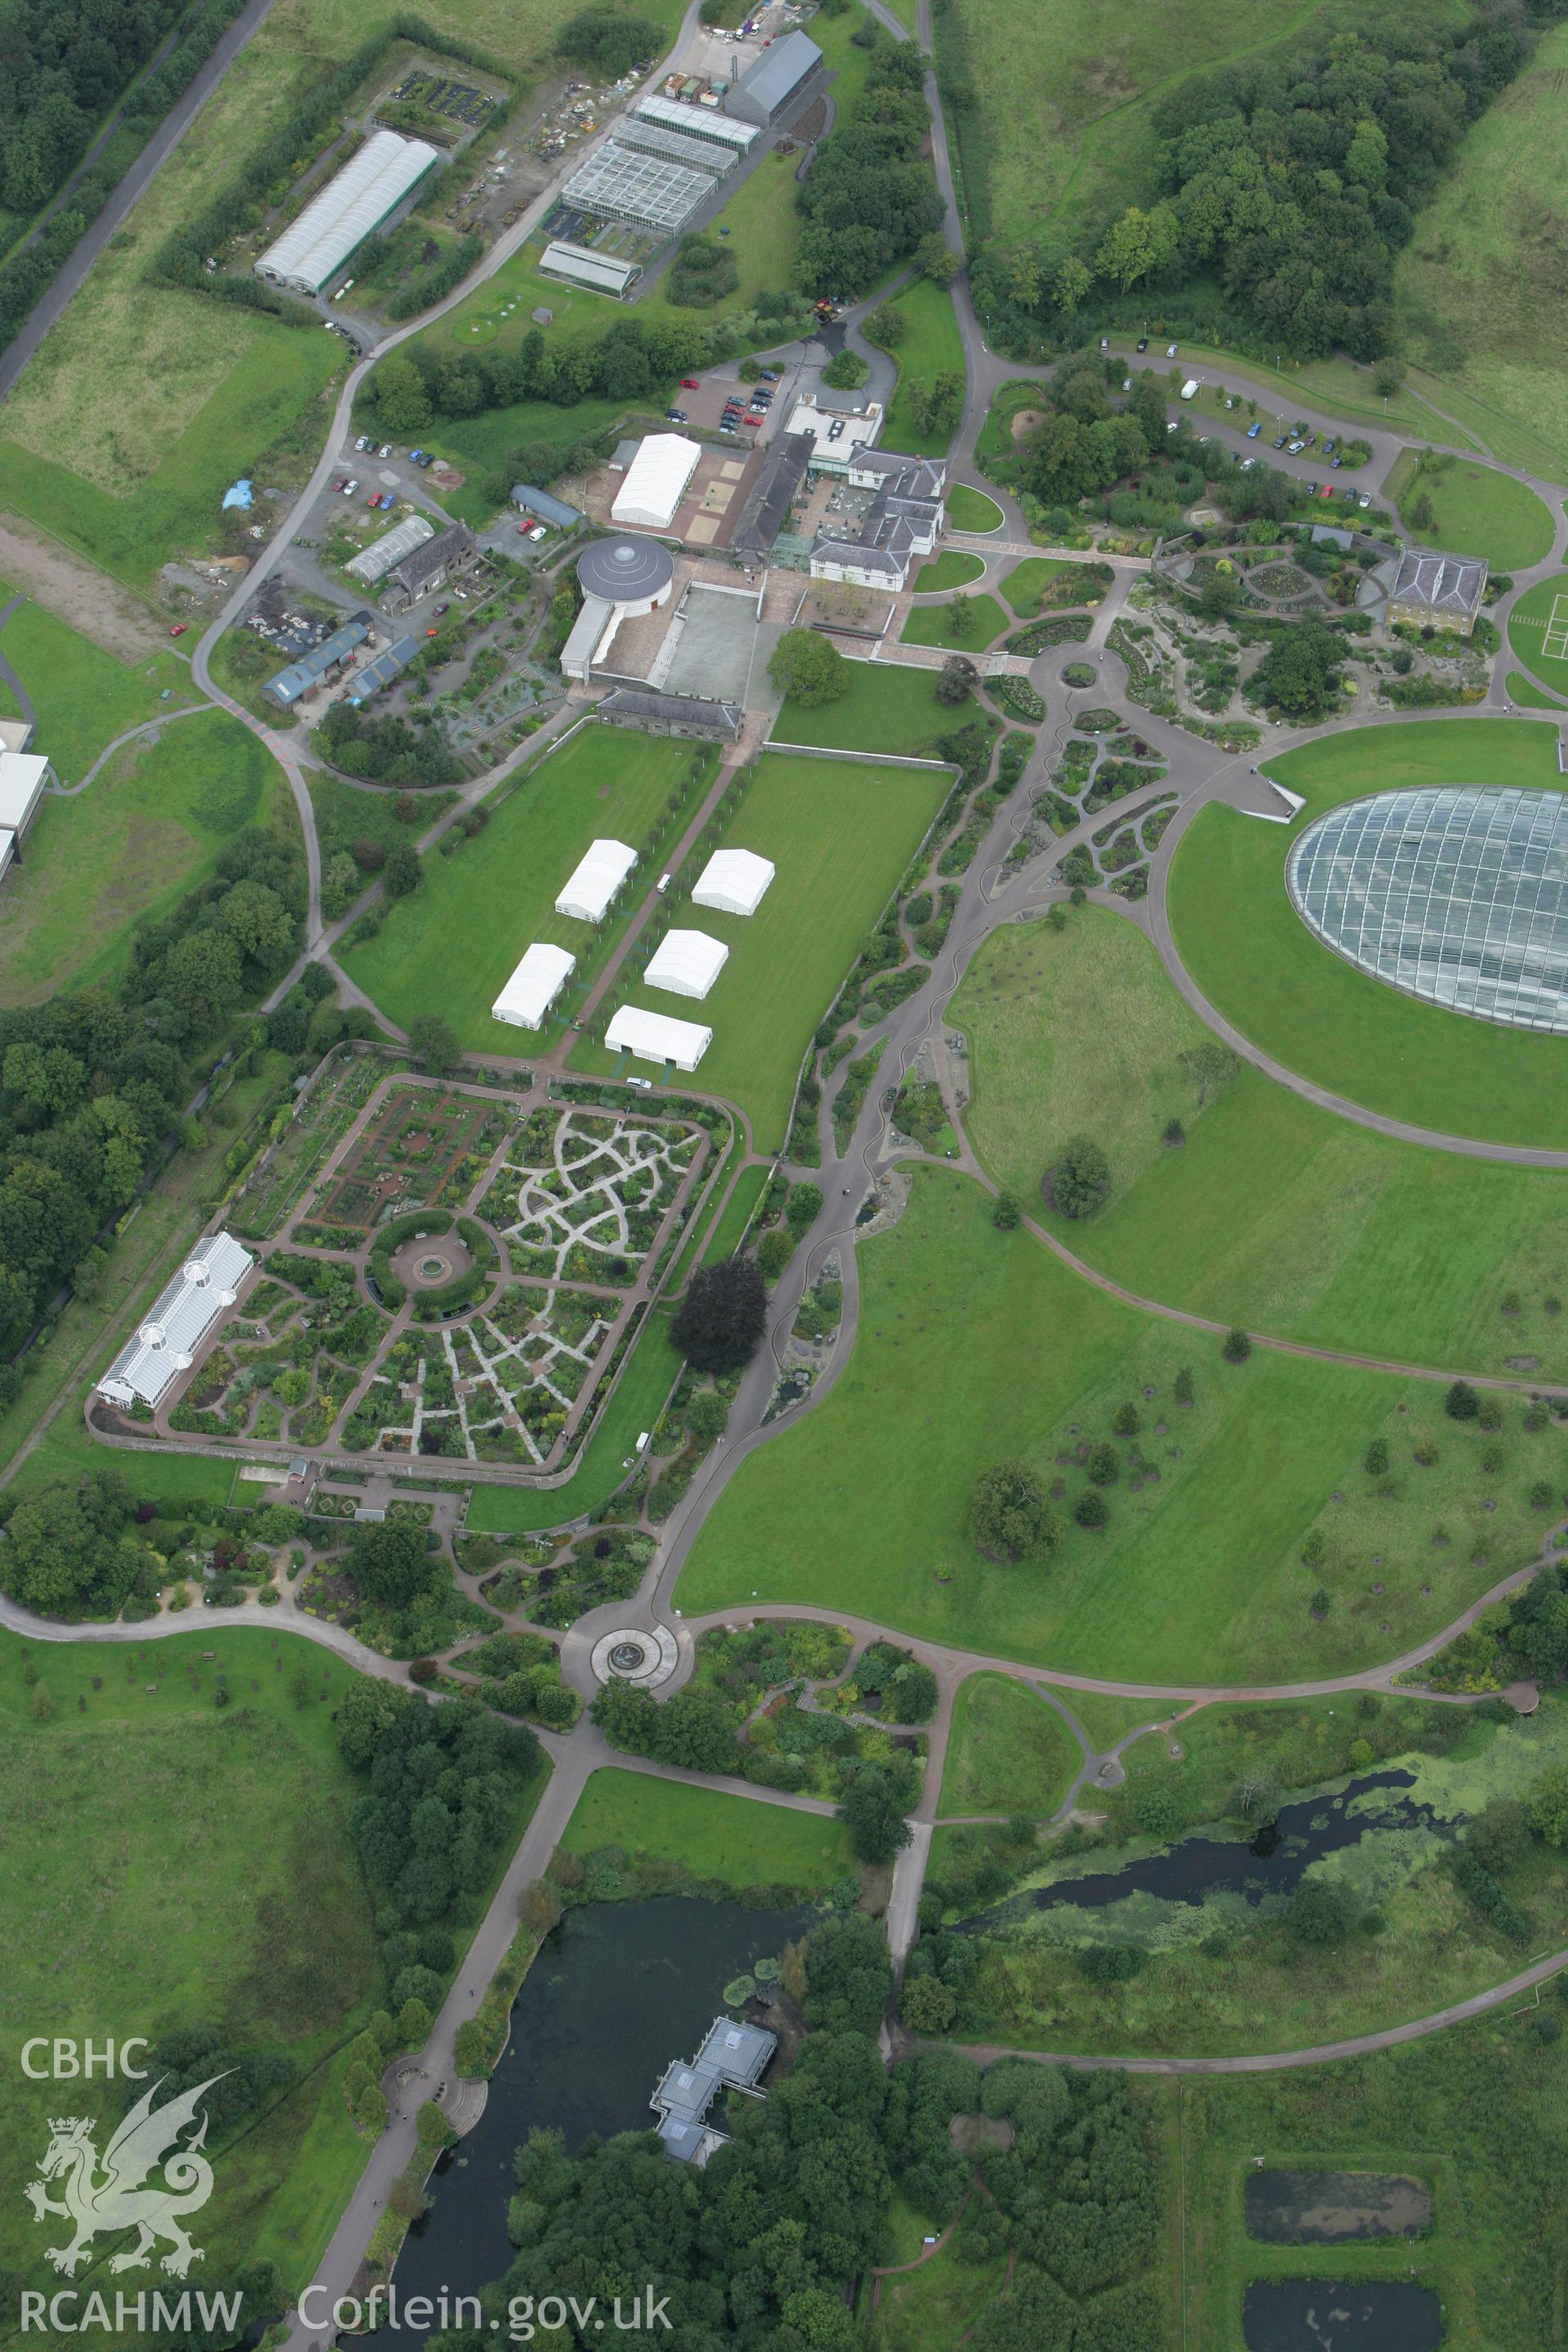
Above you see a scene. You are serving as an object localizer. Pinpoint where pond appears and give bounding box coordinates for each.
[972,1768,1443,1927]
[1242,2278,1444,2351]
[366,1896,815,2347]
[1246,2170,1432,2244]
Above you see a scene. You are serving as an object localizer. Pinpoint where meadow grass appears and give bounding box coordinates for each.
[911,550,987,592]
[940,1673,1081,1815]
[951,907,1568,1378]
[898,591,1009,650]
[572,751,947,1147]
[1168,718,1568,1147]
[1394,17,1568,479]
[1388,452,1554,570]
[867,2226,1010,2349]
[1506,573,1568,698]
[462,1307,681,1534]
[677,1169,1566,1683]
[774,659,956,755]
[560,1766,853,1888]
[0,712,281,1004]
[0,1625,377,2301]
[0,588,196,781]
[342,724,705,1052]
[946,485,1003,532]
[879,279,966,457]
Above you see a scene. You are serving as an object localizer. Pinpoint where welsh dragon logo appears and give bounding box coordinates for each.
[24,2074,228,2278]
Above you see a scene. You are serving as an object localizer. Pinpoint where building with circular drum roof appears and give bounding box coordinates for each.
[1285,785,1568,1033]
[577,536,675,608]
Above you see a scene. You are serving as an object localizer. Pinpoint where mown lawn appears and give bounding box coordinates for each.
[1507,573,1568,698]
[1168,718,1568,1147]
[899,591,1009,650]
[911,550,987,593]
[951,907,1568,1378]
[676,1169,1564,1683]
[1000,556,1072,614]
[879,279,966,457]
[561,1767,853,1889]
[940,1672,1080,1815]
[1387,452,1553,571]
[0,1626,378,2305]
[946,485,1004,532]
[343,724,707,1051]
[775,659,956,754]
[0,711,282,1003]
[572,751,947,1147]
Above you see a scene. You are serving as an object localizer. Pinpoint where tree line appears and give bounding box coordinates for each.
[971,16,1538,363]
[796,29,943,299]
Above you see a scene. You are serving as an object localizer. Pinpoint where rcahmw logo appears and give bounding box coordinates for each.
[19,2037,235,2328]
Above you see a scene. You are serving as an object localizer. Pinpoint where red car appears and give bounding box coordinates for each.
[680,376,700,390]
[742,412,764,427]
[168,621,188,638]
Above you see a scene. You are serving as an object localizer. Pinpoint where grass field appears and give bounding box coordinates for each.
[1383,449,1554,571]
[0,711,283,1004]
[676,1169,1558,1683]
[463,1307,681,1534]
[702,1160,769,1263]
[899,592,1009,651]
[775,659,958,755]
[560,1767,853,1889]
[1507,573,1568,699]
[1168,719,1568,1147]
[1000,556,1072,614]
[878,279,966,457]
[867,2221,1011,2349]
[343,724,705,1052]
[911,550,987,593]
[1507,668,1566,710]
[1180,2020,1568,2349]
[572,751,947,1147]
[939,1673,1080,1815]
[946,485,1004,532]
[1395,16,1568,480]
[0,589,196,781]
[952,907,1568,1377]
[0,1624,378,2301]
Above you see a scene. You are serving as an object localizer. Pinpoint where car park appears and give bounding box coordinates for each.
[1246,421,1262,437]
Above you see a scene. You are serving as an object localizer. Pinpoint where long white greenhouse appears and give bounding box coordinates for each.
[256,130,440,296]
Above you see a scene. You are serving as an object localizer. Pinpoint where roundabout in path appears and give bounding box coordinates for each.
[589,1624,679,1688]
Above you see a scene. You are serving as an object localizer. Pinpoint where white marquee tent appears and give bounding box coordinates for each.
[693,848,775,917]
[644,929,728,1001]
[606,1004,712,1071]
[556,839,637,923]
[492,942,576,1030]
[611,433,701,531]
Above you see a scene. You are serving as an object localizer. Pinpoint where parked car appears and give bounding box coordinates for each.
[1358,492,1373,510]
[1122,377,1132,391]
[366,491,383,506]
[680,376,701,389]
[410,448,425,465]
[760,367,782,381]
[1272,434,1287,449]
[1322,438,1336,454]
[528,523,547,542]
[1246,421,1262,438]
[354,434,370,452]
[1306,479,1318,493]
[665,407,687,421]
[378,444,393,458]
[169,621,188,637]
[742,412,764,426]
[416,451,435,467]
[434,602,450,616]
[1165,341,1178,356]
[1099,336,1109,351]
[719,425,737,436]
[1331,455,1343,469]
[342,479,359,495]
[627,1075,653,1090]
[330,475,347,491]
[1240,457,1255,470]
[1135,336,1149,351]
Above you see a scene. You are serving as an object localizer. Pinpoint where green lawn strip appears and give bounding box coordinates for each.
[1392,457,1553,570]
[702,1161,769,1263]
[0,1047,296,1502]
[911,550,987,593]
[1168,718,1568,1147]
[0,586,195,782]
[0,1624,377,2301]
[665,1127,746,1290]
[1507,668,1566,710]
[774,660,955,755]
[951,907,1568,1379]
[1183,2020,1566,2347]
[947,485,1004,532]
[571,752,947,1150]
[560,1766,853,1890]
[343,724,706,1052]
[463,1307,681,1534]
[677,1169,1560,1685]
[898,592,1009,651]
[999,556,1072,615]
[940,1672,1080,1815]
[952,1699,1568,2060]
[1506,573,1568,700]
[0,710,282,1004]
[879,279,966,457]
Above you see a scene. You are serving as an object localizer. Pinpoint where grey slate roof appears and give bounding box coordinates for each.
[390,522,477,595]
[726,28,822,117]
[350,634,420,698]
[511,483,581,528]
[1390,547,1487,616]
[263,616,371,705]
[599,688,743,737]
[694,2016,775,2087]
[733,431,814,561]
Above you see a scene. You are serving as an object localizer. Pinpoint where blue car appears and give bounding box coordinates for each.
[1246,421,1262,438]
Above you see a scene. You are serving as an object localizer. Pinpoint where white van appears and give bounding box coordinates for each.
[1180,378,1200,401]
